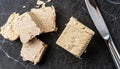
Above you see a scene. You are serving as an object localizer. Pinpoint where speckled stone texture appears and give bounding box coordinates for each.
[0,0,120,69]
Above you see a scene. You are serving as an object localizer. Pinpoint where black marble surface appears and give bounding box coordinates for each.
[0,0,120,69]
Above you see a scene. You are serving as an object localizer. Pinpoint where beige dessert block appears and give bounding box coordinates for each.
[20,38,47,65]
[31,4,57,33]
[56,17,95,58]
[0,12,19,41]
[14,12,42,43]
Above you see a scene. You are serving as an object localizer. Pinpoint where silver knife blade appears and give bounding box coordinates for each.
[85,0,110,40]
[85,0,120,69]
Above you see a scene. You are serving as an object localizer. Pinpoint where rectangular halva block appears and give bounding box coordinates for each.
[56,17,95,58]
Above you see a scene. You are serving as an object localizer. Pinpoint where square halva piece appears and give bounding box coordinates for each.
[31,4,57,33]
[14,12,42,43]
[56,17,95,58]
[21,38,47,65]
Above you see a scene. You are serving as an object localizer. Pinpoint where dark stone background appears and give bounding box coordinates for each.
[0,0,120,69]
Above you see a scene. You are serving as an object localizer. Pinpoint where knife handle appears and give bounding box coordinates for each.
[106,36,120,69]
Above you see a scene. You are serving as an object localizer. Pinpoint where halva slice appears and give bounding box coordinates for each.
[56,17,95,58]
[14,12,42,43]
[31,4,57,33]
[20,38,47,65]
[0,12,19,41]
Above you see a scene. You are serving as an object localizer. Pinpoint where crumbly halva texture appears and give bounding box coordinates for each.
[36,0,44,5]
[0,3,57,65]
[47,0,51,2]
[14,12,42,43]
[36,0,51,5]
[20,38,47,65]
[56,17,95,58]
[31,4,57,33]
[0,12,19,41]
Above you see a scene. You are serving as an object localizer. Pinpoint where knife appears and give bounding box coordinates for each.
[85,0,120,69]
